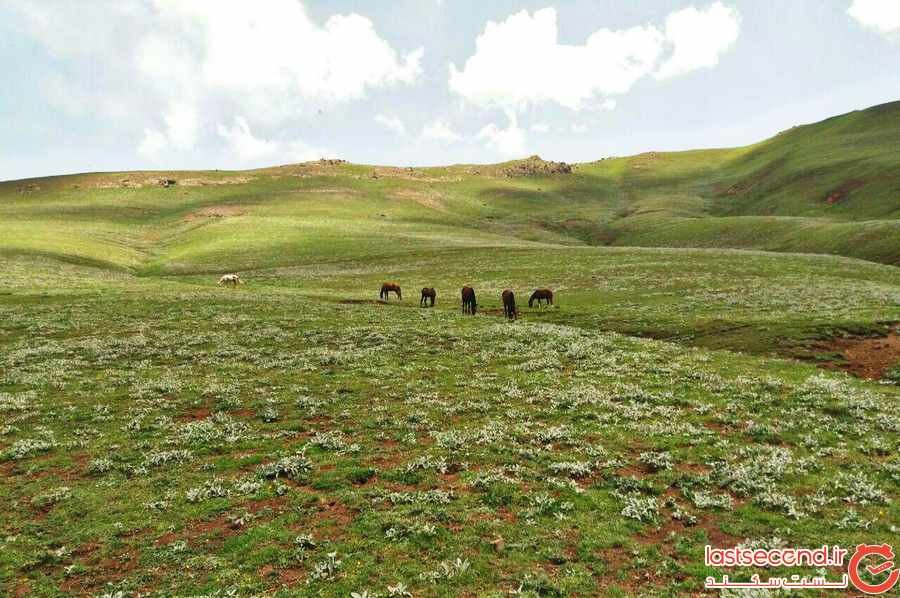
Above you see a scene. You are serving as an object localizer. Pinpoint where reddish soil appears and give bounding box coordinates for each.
[58,546,140,594]
[702,421,732,435]
[636,513,741,550]
[813,327,900,379]
[178,406,211,421]
[676,462,712,476]
[823,179,865,205]
[277,567,306,585]
[615,464,649,478]
[154,496,289,548]
[592,512,744,593]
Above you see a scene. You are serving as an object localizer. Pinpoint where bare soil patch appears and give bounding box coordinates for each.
[178,406,211,421]
[369,166,462,182]
[824,179,865,205]
[154,496,289,548]
[183,205,246,221]
[813,326,900,379]
[94,176,253,189]
[390,188,447,211]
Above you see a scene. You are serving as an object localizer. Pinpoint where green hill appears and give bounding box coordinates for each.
[574,100,900,263]
[3,101,899,271]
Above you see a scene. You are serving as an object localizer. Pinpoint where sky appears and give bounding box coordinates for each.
[1,0,900,181]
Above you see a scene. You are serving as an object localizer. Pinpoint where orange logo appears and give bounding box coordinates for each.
[848,544,900,595]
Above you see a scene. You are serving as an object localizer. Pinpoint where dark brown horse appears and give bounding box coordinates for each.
[380,282,401,300]
[420,287,436,307]
[528,288,553,308]
[502,289,518,320]
[461,286,477,315]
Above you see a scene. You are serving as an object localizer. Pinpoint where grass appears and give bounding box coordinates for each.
[1,101,899,596]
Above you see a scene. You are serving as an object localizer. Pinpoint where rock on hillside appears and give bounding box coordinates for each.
[502,155,573,177]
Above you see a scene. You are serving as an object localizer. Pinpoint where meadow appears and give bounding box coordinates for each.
[1,102,899,596]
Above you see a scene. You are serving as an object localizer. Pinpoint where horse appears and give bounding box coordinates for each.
[420,287,436,307]
[461,286,477,315]
[218,273,243,287]
[502,289,518,320]
[529,288,554,308]
[380,282,402,301]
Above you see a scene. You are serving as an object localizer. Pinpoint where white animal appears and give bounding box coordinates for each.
[218,273,243,287]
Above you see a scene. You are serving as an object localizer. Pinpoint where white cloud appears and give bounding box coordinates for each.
[137,128,168,159]
[285,140,331,164]
[9,1,422,160]
[450,4,740,112]
[848,0,900,35]
[375,114,407,136]
[163,103,200,150]
[216,117,279,162]
[157,1,423,109]
[530,122,551,133]
[655,2,741,79]
[422,120,463,143]
[137,102,200,158]
[478,114,527,157]
[216,117,328,164]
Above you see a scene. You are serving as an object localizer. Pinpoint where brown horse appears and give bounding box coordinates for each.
[420,287,436,307]
[380,282,401,300]
[528,288,553,308]
[461,286,477,315]
[502,289,518,320]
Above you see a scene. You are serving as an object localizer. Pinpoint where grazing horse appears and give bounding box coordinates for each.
[380,282,402,300]
[502,289,518,320]
[461,286,477,315]
[529,288,554,308]
[420,287,436,307]
[218,273,243,287]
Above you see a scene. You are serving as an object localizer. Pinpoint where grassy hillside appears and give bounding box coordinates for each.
[1,256,898,596]
[573,101,900,263]
[3,102,900,270]
[1,102,899,595]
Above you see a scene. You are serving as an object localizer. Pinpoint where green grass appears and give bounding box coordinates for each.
[1,101,899,596]
[1,260,897,596]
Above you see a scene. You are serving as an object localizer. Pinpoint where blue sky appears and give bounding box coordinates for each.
[2,0,899,181]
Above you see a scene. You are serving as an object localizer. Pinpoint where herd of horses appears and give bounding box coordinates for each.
[216,274,552,321]
[382,282,553,320]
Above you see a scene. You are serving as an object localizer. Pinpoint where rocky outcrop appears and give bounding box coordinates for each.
[502,155,572,177]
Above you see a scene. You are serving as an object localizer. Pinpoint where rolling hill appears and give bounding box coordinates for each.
[2,101,899,273]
